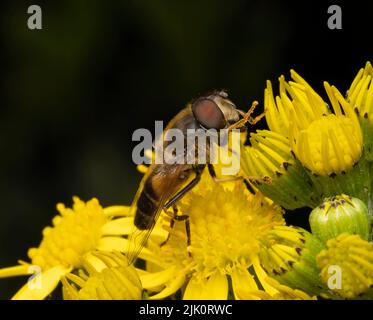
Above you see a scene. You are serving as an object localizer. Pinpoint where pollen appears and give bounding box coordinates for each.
[28,197,109,270]
[154,173,285,281]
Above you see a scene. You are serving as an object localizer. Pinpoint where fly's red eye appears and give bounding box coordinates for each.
[192,99,226,129]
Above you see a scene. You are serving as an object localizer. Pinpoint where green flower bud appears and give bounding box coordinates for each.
[310,195,370,243]
[259,226,327,296]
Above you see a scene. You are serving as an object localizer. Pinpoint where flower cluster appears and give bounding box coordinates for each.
[0,62,372,300]
[242,62,373,299]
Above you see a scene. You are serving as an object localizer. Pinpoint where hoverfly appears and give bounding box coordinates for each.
[126,90,264,264]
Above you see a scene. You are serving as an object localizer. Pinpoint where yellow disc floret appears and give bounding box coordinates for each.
[28,197,108,270]
[317,233,373,299]
[151,173,285,282]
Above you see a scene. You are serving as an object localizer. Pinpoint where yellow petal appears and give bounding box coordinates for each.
[97,237,129,251]
[103,206,130,217]
[140,266,176,290]
[102,217,133,235]
[149,272,186,300]
[97,237,161,267]
[83,253,108,273]
[61,276,79,300]
[135,268,149,276]
[0,265,31,278]
[136,248,163,267]
[145,259,164,274]
[231,267,259,300]
[183,272,228,300]
[147,228,169,244]
[252,256,279,296]
[12,265,71,300]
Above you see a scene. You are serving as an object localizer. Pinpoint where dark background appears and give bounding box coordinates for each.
[0,1,371,299]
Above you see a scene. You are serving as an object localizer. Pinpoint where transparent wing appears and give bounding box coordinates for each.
[126,165,178,265]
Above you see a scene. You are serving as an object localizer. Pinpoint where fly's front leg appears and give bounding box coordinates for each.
[245,174,272,185]
[248,112,265,125]
[235,101,266,127]
[208,164,272,185]
[229,101,264,130]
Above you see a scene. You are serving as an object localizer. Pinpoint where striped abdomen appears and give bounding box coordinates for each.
[134,177,160,230]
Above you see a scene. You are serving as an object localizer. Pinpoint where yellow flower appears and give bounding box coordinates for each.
[265,70,328,138]
[291,113,362,176]
[317,233,373,299]
[347,61,373,160]
[259,225,326,296]
[243,276,316,300]
[62,251,142,300]
[262,68,371,203]
[241,129,319,209]
[348,61,373,122]
[0,197,133,300]
[265,69,363,176]
[127,170,290,299]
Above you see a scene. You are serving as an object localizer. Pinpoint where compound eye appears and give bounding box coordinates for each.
[192,99,226,129]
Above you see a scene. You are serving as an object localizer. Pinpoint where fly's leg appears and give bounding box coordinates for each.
[207,164,243,183]
[245,174,272,185]
[208,164,272,185]
[160,206,192,257]
[173,214,191,257]
[237,101,265,126]
[247,112,265,125]
[160,206,177,247]
[228,101,264,130]
[160,168,203,252]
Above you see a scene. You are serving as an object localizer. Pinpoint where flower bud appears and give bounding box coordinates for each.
[317,233,373,299]
[259,226,326,296]
[62,251,142,300]
[241,130,320,209]
[309,195,370,243]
